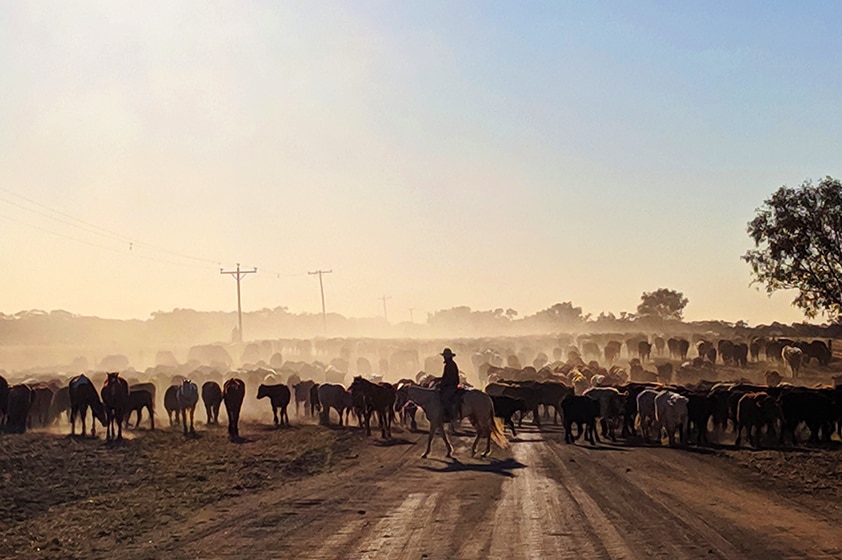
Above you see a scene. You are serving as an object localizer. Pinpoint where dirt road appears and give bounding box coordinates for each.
[116,424,842,560]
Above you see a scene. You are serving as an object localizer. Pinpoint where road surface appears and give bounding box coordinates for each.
[121,424,842,559]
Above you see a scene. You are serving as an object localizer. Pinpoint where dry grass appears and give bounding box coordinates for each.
[720,445,842,502]
[0,423,358,559]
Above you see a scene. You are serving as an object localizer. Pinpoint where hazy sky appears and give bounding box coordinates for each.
[2,2,841,325]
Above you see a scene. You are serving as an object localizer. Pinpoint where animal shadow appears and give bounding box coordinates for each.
[373,438,414,447]
[419,457,526,478]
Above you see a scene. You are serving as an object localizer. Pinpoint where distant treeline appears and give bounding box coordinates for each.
[1,304,840,351]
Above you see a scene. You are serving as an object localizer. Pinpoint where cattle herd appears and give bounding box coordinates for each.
[1,333,841,455]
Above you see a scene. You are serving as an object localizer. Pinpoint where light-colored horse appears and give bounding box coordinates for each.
[405,386,508,458]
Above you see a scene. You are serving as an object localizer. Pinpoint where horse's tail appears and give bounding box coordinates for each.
[490,414,508,449]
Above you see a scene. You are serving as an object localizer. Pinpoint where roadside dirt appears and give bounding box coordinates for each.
[2,420,841,560]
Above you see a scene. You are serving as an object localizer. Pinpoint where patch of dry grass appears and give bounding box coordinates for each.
[0,423,358,559]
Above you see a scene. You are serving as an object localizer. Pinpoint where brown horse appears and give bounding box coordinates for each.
[69,375,107,437]
[101,372,129,441]
[349,376,395,439]
[223,378,246,441]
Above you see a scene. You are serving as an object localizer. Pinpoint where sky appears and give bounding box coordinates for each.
[1,1,841,326]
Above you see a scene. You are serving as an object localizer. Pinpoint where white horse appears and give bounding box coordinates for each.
[404,385,508,458]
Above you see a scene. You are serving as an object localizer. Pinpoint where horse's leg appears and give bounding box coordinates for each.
[149,404,154,431]
[471,432,480,456]
[272,405,279,427]
[70,406,77,436]
[379,409,388,439]
[117,410,123,440]
[182,407,188,435]
[422,425,434,458]
[190,406,195,433]
[441,422,454,458]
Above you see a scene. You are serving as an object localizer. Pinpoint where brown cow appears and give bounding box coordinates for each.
[735,392,782,448]
[26,383,54,428]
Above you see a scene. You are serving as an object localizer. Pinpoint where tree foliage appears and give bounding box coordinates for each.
[523,302,587,327]
[743,177,842,320]
[636,288,688,322]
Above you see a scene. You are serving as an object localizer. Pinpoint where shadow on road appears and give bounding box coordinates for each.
[418,457,527,478]
[374,438,415,447]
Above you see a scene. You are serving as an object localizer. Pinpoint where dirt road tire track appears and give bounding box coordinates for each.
[119,426,842,560]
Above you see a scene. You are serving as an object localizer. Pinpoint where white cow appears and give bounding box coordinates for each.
[654,390,688,446]
[782,346,803,378]
[636,389,660,442]
[582,386,626,441]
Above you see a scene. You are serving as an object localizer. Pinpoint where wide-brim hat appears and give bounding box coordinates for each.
[441,348,456,358]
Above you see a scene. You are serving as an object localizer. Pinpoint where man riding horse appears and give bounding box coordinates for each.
[439,347,461,422]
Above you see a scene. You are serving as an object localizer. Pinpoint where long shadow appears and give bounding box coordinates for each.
[373,438,415,447]
[507,437,549,444]
[418,457,527,478]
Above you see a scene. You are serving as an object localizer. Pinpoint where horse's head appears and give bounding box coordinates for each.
[91,400,108,426]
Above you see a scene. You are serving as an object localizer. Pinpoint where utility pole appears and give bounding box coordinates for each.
[409,307,415,324]
[220,263,257,344]
[378,295,392,322]
[309,269,332,333]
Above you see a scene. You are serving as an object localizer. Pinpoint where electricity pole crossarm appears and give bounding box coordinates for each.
[220,263,257,343]
[309,269,332,333]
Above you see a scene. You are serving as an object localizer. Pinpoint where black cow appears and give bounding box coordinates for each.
[6,384,34,433]
[257,383,291,427]
[561,394,600,445]
[125,389,154,430]
[735,392,781,448]
[201,381,223,425]
[309,382,321,416]
[779,388,836,444]
[490,395,529,436]
[164,385,181,427]
[223,378,246,441]
[292,380,315,417]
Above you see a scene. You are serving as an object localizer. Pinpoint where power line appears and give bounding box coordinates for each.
[0,186,311,303]
[0,212,213,270]
[0,188,220,265]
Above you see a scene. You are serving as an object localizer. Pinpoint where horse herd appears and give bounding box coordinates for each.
[3,348,842,459]
[0,368,511,458]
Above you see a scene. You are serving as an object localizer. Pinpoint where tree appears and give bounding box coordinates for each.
[523,302,585,328]
[743,177,842,320]
[636,288,688,322]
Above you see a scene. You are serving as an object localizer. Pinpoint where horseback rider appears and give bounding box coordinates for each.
[439,347,460,422]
